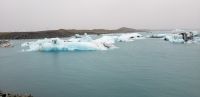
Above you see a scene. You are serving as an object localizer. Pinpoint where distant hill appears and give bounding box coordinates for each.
[0,27,147,39]
[116,27,137,32]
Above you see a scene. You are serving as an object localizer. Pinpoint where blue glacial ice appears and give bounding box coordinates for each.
[21,33,145,52]
[21,35,117,52]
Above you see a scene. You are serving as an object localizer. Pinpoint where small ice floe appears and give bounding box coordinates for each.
[164,34,185,43]
[21,35,117,52]
[0,40,13,48]
[117,33,144,42]
[149,34,167,38]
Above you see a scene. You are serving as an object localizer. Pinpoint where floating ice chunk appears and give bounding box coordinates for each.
[94,36,118,44]
[117,33,144,42]
[164,34,185,43]
[21,42,32,47]
[164,34,200,44]
[149,34,167,38]
[163,29,200,44]
[93,36,118,49]
[74,34,81,38]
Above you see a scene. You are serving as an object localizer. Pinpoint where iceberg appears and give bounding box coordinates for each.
[164,34,185,43]
[21,35,117,52]
[164,31,200,43]
[149,34,167,38]
[117,33,144,42]
[93,36,118,49]
[148,29,199,39]
[163,29,200,43]
[96,33,144,42]
[22,31,200,52]
[21,33,146,52]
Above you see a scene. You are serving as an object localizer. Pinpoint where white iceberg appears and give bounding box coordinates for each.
[117,33,144,42]
[93,36,118,49]
[164,35,200,44]
[21,36,117,52]
[149,34,167,38]
[164,34,185,43]
[163,29,200,43]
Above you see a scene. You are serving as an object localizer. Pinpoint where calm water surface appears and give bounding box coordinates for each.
[0,38,200,97]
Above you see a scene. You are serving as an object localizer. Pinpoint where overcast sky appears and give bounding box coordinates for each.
[0,0,200,31]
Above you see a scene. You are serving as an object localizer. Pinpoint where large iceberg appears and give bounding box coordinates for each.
[21,33,145,52]
[163,29,200,43]
[21,36,117,52]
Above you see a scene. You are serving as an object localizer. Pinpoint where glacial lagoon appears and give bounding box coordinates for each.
[0,34,200,97]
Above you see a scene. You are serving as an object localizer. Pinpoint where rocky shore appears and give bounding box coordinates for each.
[0,27,147,39]
[0,91,33,97]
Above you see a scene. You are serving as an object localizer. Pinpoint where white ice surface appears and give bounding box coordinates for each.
[117,33,144,42]
[21,35,117,52]
[164,34,185,43]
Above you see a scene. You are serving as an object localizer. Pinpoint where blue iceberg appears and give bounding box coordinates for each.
[21,35,117,52]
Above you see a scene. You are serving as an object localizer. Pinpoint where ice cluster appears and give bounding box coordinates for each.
[150,29,200,43]
[21,33,144,52]
[21,29,200,52]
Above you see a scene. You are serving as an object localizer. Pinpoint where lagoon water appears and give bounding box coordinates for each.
[0,38,200,97]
